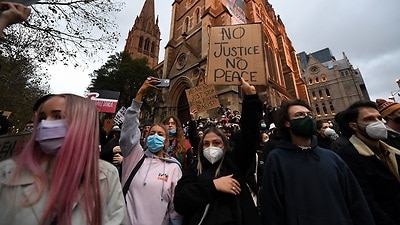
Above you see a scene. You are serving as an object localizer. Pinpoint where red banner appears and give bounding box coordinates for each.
[87,90,120,113]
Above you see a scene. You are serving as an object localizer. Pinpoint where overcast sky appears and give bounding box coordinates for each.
[48,0,400,102]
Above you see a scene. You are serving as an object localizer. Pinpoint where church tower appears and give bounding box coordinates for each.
[124,0,160,68]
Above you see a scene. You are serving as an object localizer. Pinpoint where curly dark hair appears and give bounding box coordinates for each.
[274,99,312,139]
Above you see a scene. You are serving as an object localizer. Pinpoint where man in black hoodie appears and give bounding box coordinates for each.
[261,99,374,225]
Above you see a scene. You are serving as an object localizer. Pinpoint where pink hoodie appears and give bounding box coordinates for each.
[120,100,182,225]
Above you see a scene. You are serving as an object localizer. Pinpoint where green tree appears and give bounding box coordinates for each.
[0,48,50,132]
[89,52,157,113]
[1,0,124,67]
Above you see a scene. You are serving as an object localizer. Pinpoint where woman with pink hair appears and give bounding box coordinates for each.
[0,94,127,225]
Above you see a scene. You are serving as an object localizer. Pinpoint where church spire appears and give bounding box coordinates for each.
[139,0,155,26]
[124,0,160,68]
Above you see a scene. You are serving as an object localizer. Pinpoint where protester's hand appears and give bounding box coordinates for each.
[240,76,256,95]
[0,2,31,26]
[112,146,121,154]
[139,76,160,93]
[190,109,197,121]
[213,174,241,195]
[135,76,159,102]
[113,153,123,165]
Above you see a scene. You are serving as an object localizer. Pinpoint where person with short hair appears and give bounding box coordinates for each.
[261,99,374,225]
[315,119,333,150]
[338,100,400,225]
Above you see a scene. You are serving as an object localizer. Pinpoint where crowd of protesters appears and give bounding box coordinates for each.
[1,2,400,225]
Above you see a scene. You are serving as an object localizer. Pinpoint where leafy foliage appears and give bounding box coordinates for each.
[89,52,157,110]
[1,0,124,67]
[0,46,50,131]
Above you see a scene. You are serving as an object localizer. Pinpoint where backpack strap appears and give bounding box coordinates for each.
[123,155,145,201]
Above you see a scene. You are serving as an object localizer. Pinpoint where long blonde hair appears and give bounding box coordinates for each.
[196,127,229,177]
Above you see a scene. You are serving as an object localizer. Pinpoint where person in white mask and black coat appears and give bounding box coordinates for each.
[338,100,400,225]
[173,77,262,225]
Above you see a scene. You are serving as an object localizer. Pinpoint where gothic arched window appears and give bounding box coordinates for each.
[330,102,335,113]
[144,38,150,51]
[195,8,201,24]
[184,17,190,32]
[138,36,144,49]
[323,105,328,115]
[326,88,331,97]
[151,42,155,53]
[312,91,316,100]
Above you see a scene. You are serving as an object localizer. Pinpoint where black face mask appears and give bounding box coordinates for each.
[289,116,317,138]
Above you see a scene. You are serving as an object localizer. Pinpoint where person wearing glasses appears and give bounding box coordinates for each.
[261,99,374,225]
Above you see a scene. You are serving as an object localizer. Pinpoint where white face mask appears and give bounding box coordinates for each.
[323,127,338,140]
[203,146,224,164]
[365,121,387,140]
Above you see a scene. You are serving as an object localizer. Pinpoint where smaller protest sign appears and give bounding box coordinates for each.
[0,133,31,161]
[185,84,220,113]
[114,106,127,125]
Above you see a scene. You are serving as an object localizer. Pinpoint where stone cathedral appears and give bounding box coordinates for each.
[125,0,308,123]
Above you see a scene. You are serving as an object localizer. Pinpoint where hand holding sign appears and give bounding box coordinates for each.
[240,76,256,95]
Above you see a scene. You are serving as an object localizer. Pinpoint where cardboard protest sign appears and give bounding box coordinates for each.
[225,0,246,25]
[0,133,31,161]
[114,106,127,125]
[185,84,220,113]
[206,23,266,85]
[87,90,120,113]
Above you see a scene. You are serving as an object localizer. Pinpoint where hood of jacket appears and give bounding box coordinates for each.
[275,135,320,161]
[144,149,182,168]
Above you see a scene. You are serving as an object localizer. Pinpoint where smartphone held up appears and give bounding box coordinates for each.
[153,79,170,88]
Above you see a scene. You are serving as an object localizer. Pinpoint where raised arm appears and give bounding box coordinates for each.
[188,109,200,156]
[233,77,262,174]
[0,2,31,39]
[119,77,160,157]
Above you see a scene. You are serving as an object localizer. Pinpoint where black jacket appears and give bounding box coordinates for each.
[262,136,374,225]
[338,135,400,225]
[174,94,262,225]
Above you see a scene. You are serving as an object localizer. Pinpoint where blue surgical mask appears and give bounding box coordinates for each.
[146,134,165,153]
[168,129,176,136]
[260,123,267,129]
[36,119,67,155]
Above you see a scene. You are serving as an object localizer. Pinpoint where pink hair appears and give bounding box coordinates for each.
[12,94,102,225]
